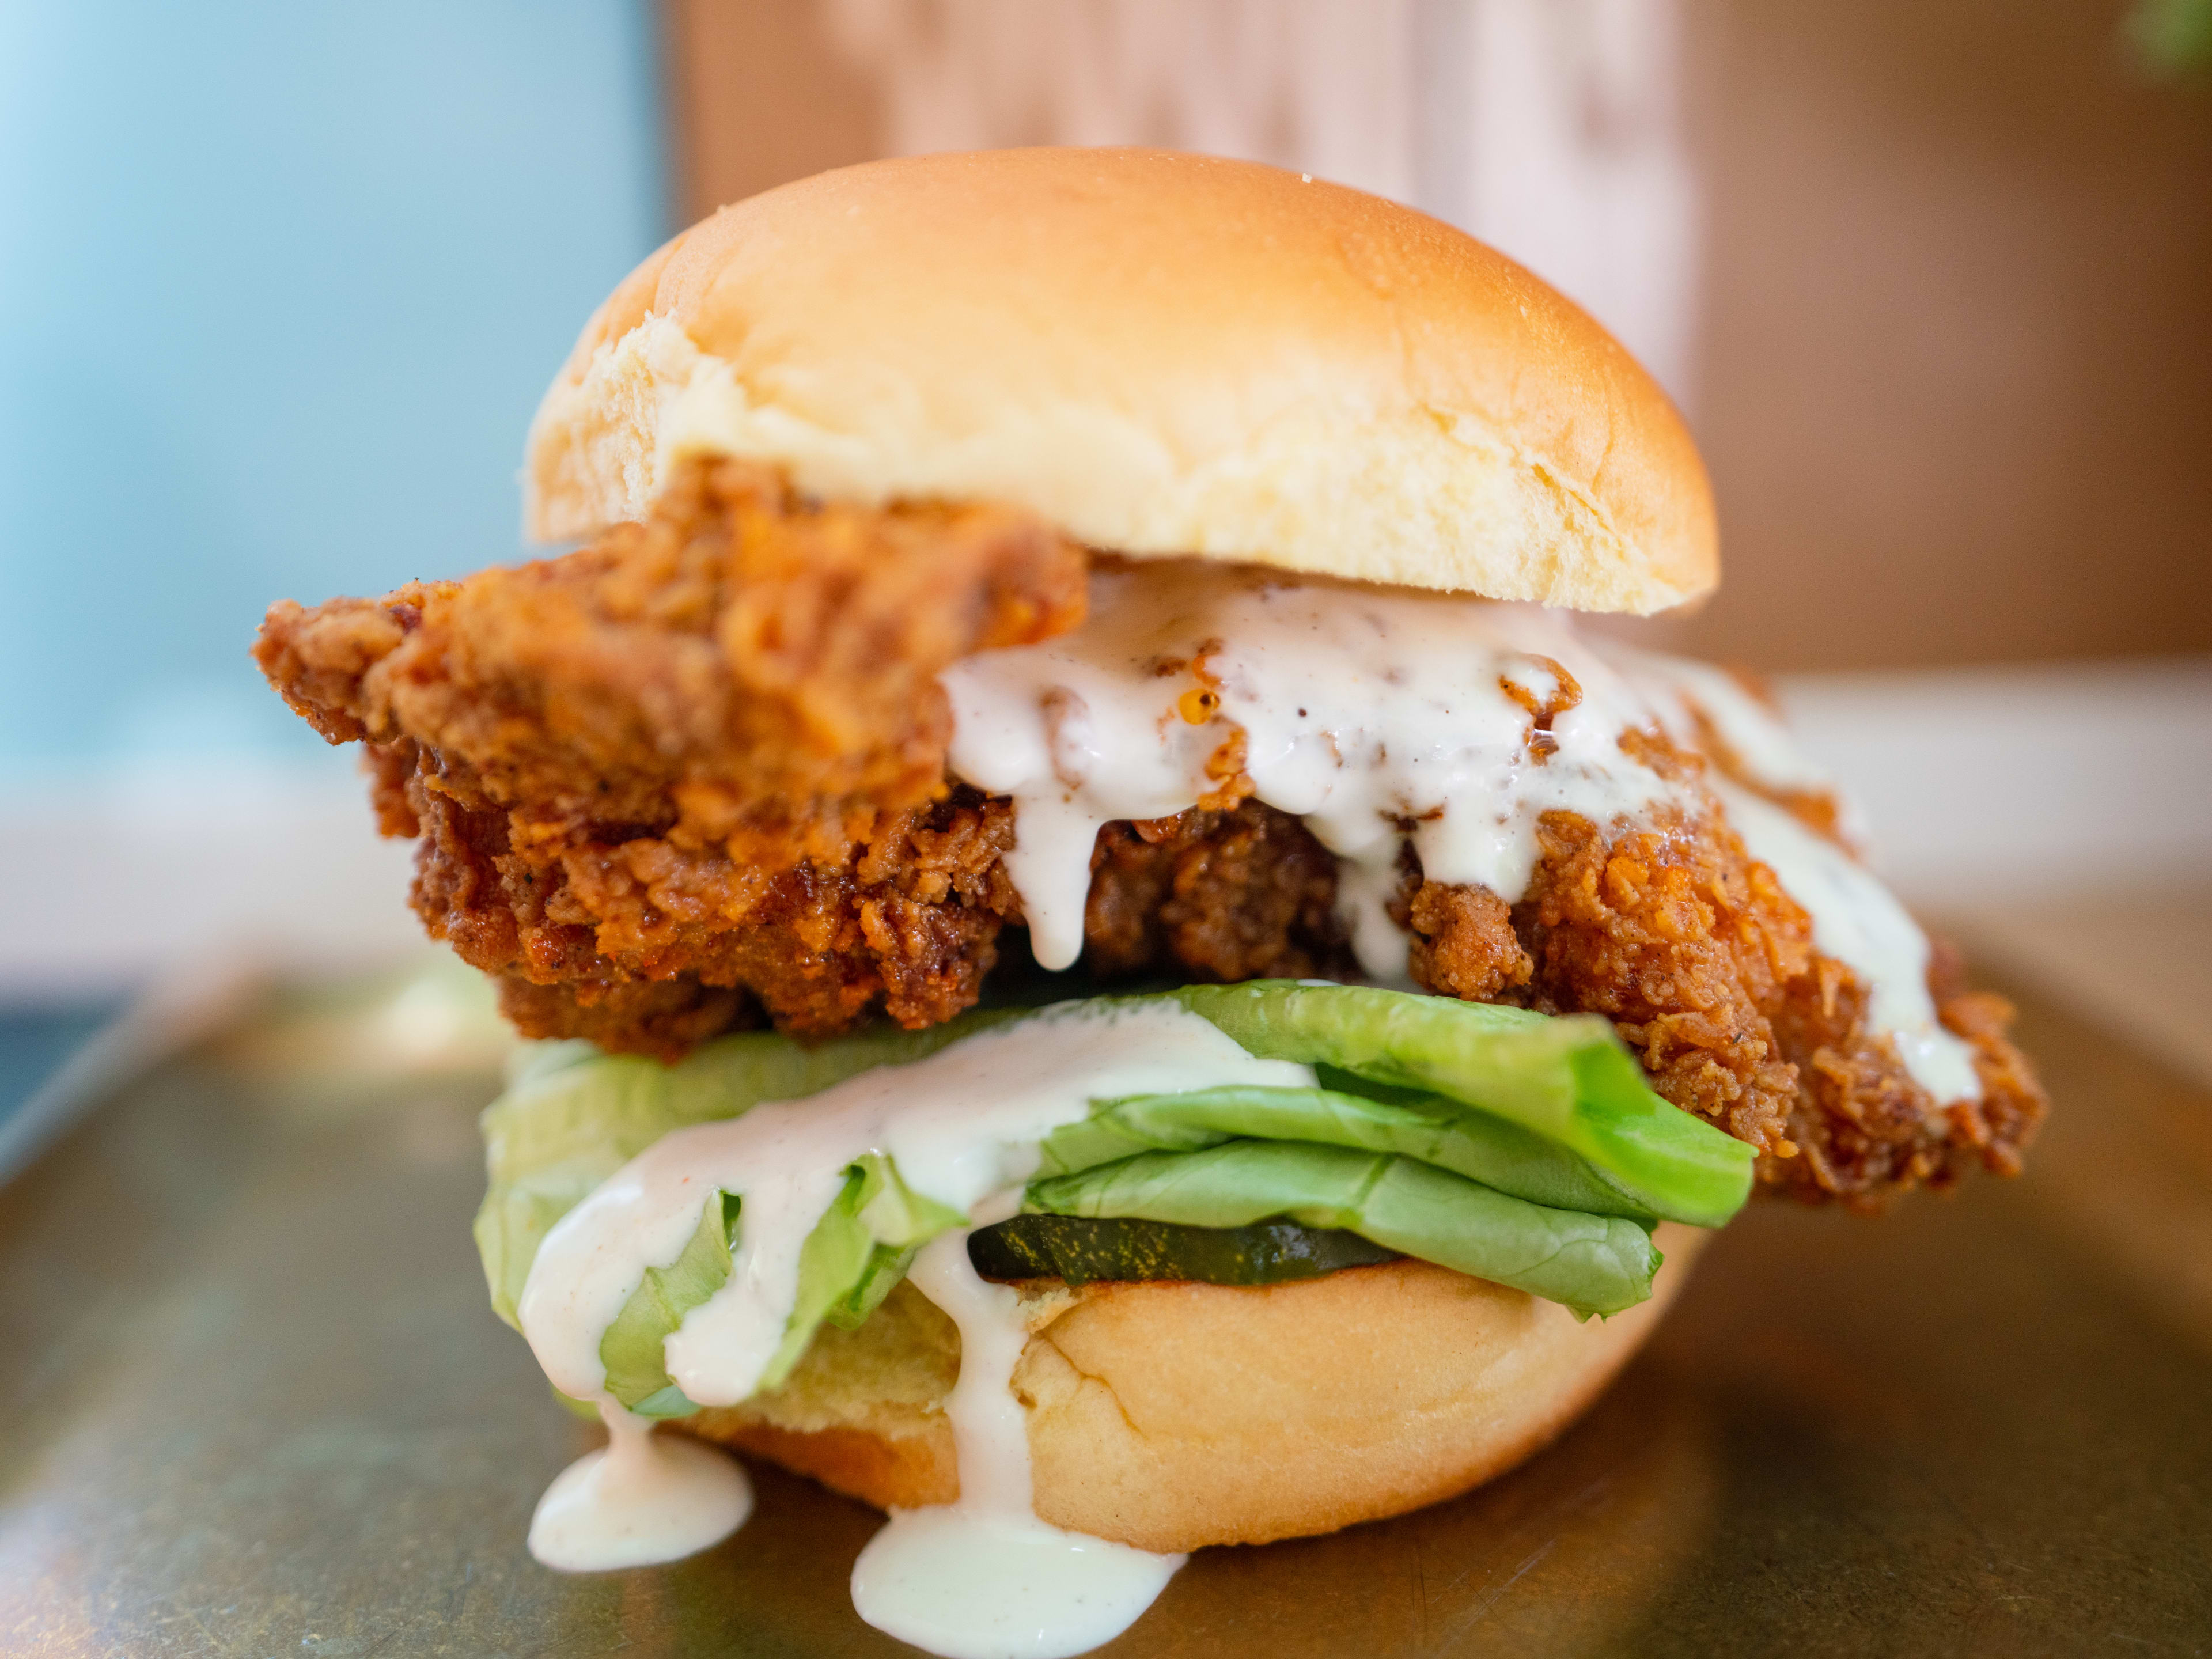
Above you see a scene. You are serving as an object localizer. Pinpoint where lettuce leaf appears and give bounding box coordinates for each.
[598,1189,742,1416]
[1037,1083,1659,1222]
[476,982,1752,1416]
[474,1009,1014,1327]
[1164,982,1754,1227]
[1027,1143,1660,1318]
[593,1153,965,1415]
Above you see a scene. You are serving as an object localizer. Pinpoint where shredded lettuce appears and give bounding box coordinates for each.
[474,1009,1014,1325]
[592,1152,966,1415]
[597,1190,744,1416]
[474,983,1753,1415]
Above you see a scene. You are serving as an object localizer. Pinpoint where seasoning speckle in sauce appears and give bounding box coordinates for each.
[940,562,1979,1102]
[941,563,1684,980]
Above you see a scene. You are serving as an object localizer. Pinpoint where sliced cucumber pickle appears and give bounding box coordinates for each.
[967,1213,1399,1287]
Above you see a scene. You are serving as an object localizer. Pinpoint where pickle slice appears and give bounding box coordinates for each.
[966,1212,1399,1288]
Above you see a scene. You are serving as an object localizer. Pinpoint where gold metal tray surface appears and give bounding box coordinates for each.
[0,968,2206,1657]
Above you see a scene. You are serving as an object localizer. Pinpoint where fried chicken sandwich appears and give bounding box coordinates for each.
[255,149,2043,1656]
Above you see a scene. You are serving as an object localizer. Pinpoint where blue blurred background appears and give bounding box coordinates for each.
[0,0,667,786]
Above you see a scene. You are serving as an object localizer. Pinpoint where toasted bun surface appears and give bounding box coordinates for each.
[527,149,1715,614]
[679,1225,1703,1554]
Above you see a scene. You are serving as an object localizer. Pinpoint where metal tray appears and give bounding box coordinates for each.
[1,966,2205,1656]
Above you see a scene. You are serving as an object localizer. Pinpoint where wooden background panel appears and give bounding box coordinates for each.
[664,0,882,221]
[661,0,2212,672]
[1669,0,2212,671]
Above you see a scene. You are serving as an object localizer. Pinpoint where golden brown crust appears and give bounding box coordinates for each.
[680,1233,1704,1553]
[255,460,1078,1047]
[255,465,2041,1196]
[527,149,1716,615]
[1082,805,1347,983]
[256,459,1088,833]
[1510,806,1814,1154]
[1404,793,2046,1205]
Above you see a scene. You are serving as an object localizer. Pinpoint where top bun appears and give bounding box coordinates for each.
[526,148,1716,614]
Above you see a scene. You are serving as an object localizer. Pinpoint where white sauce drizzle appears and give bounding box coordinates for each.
[938,562,1982,1104]
[1618,652,1832,796]
[1711,781,1983,1103]
[851,1230,1185,1658]
[1612,649,1868,846]
[1615,650,1979,1101]
[521,1001,1306,1651]
[518,566,1988,1652]
[527,1397,752,1571]
[520,1000,1307,1408]
[942,562,1685,982]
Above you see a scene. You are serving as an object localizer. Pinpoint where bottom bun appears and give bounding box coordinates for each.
[680,1221,1704,1554]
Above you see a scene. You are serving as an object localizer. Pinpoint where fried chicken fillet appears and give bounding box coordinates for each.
[256,458,2042,1207]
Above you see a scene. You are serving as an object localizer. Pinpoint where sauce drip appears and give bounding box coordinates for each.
[518,1001,1307,1408]
[528,1397,752,1571]
[520,1003,1302,1652]
[1713,781,1983,1103]
[940,562,1982,1103]
[1620,652,1980,1101]
[941,562,1683,981]
[1619,650,1846,809]
[851,1230,1186,1658]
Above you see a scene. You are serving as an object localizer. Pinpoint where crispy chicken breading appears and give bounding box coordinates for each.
[255,459,2042,1205]
[257,461,1076,1039]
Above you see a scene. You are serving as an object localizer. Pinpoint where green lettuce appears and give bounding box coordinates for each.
[596,1155,963,1415]
[474,1009,1014,1326]
[1026,1142,1660,1317]
[1164,982,1754,1227]
[475,983,1753,1416]
[1037,1083,1660,1222]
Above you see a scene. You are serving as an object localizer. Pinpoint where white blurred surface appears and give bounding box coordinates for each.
[1786,658,2212,1088]
[0,762,418,1002]
[1778,659,2212,904]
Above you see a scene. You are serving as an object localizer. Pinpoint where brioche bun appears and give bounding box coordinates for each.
[527,148,1715,615]
[679,1224,1703,1554]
